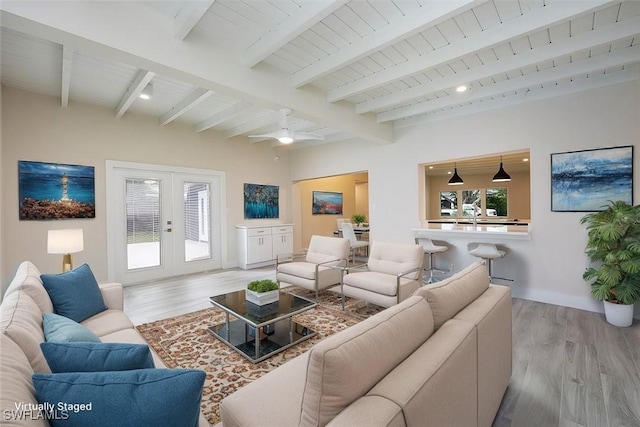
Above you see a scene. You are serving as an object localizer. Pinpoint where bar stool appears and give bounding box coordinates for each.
[468,242,512,282]
[416,237,449,283]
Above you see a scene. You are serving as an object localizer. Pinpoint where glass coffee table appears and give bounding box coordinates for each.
[208,289,317,363]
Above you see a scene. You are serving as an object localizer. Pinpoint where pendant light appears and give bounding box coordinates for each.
[492,156,511,182]
[448,163,464,185]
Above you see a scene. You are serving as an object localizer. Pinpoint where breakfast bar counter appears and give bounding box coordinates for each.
[414,222,531,241]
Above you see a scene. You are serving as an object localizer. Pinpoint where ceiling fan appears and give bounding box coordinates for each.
[248,108,325,144]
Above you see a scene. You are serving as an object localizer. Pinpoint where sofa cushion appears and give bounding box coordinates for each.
[300,296,434,427]
[368,319,478,427]
[80,309,134,337]
[43,313,101,343]
[413,261,489,329]
[32,368,206,427]
[40,342,154,373]
[0,334,48,427]
[5,261,53,314]
[0,291,50,373]
[41,264,107,323]
[100,328,166,368]
[326,396,405,427]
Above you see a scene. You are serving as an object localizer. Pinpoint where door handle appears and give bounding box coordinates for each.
[165,228,172,232]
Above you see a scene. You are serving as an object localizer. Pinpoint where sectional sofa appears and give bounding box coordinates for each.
[220,261,512,427]
[0,261,210,427]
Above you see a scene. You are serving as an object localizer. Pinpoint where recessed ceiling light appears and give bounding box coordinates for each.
[139,83,153,100]
[429,166,434,169]
[456,85,468,93]
[447,171,452,175]
[523,158,529,162]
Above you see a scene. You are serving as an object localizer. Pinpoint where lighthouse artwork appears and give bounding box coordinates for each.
[18,161,95,220]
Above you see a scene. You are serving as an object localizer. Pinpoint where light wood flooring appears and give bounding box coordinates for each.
[124,268,640,427]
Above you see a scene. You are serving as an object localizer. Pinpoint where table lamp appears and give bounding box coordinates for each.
[47,229,84,272]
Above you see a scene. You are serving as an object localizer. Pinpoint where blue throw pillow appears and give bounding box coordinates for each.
[43,313,101,343]
[41,264,107,323]
[32,369,206,427]
[40,342,154,373]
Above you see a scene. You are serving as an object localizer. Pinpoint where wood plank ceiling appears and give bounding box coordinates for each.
[1,0,638,148]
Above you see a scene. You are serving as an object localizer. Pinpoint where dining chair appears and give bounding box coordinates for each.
[341,222,369,263]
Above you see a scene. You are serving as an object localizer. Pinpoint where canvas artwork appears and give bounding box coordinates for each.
[244,183,279,219]
[551,145,633,212]
[19,160,96,220]
[312,191,343,215]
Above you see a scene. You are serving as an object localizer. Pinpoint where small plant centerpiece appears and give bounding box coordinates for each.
[580,200,640,327]
[245,279,280,306]
[351,214,366,227]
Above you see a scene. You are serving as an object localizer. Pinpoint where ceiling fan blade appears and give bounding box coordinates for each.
[292,132,325,141]
[248,133,278,138]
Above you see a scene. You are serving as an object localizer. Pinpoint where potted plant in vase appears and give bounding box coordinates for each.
[580,200,640,327]
[351,214,366,228]
[246,279,280,306]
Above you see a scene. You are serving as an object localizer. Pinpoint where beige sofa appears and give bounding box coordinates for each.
[220,261,512,427]
[0,261,210,427]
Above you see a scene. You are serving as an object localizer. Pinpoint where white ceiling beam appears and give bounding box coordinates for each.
[194,101,252,132]
[160,88,213,126]
[328,0,618,103]
[115,70,155,119]
[60,44,73,107]
[359,14,640,114]
[395,68,640,127]
[224,112,276,138]
[244,0,348,68]
[379,45,640,122]
[291,0,483,88]
[174,0,215,41]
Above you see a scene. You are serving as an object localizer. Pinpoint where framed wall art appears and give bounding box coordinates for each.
[244,183,279,219]
[312,191,343,215]
[19,160,96,220]
[551,145,633,212]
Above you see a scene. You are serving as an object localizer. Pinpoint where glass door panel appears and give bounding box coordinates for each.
[183,182,211,263]
[126,178,161,269]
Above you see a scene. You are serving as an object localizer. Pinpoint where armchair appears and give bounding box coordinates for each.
[341,241,424,309]
[276,235,350,300]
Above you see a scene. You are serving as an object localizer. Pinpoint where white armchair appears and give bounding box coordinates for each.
[341,241,424,309]
[276,235,350,300]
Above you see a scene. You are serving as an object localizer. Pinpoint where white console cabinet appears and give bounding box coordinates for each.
[236,224,293,269]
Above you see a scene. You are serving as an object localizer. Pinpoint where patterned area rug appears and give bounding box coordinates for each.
[136,287,384,426]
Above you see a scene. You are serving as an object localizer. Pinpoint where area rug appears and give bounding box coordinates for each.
[136,288,384,426]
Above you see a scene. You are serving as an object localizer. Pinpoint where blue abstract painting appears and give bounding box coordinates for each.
[19,161,95,220]
[244,183,279,219]
[551,146,633,212]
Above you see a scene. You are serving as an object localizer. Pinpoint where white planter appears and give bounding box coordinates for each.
[603,300,634,327]
[245,289,279,306]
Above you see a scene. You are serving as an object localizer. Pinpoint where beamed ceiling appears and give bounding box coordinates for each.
[1,0,638,149]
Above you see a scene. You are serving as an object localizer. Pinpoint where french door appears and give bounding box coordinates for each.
[107,161,225,284]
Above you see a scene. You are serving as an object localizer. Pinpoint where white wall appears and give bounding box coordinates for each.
[290,80,640,316]
[1,86,292,293]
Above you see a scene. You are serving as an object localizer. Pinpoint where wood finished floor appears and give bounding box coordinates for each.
[124,269,640,427]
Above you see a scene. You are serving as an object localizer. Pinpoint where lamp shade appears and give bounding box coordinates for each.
[47,229,84,254]
[492,159,512,182]
[448,166,464,185]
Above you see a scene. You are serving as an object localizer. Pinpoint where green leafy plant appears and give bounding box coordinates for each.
[580,200,640,305]
[247,279,279,293]
[351,214,366,225]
